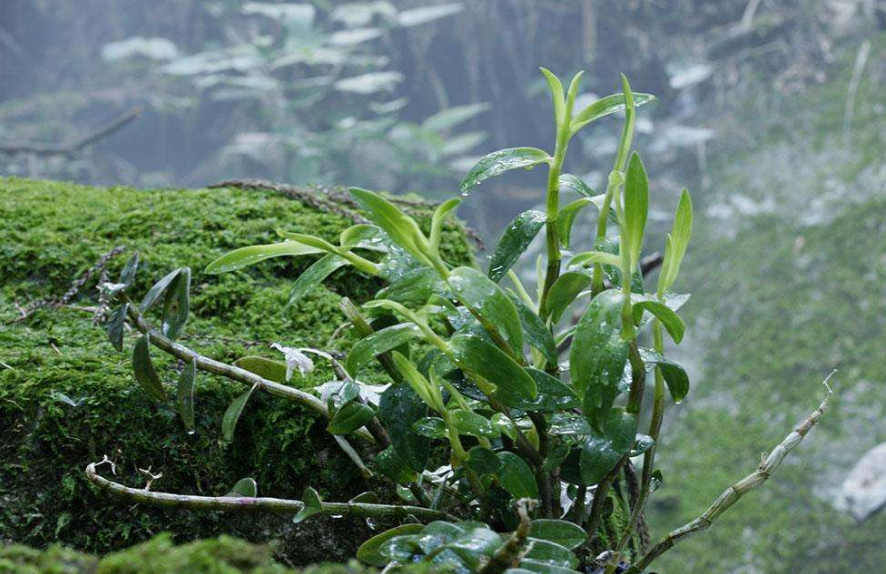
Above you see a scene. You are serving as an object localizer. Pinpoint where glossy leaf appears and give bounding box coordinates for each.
[346,323,422,376]
[377,267,447,305]
[374,445,418,484]
[543,271,590,324]
[509,294,558,366]
[523,538,579,569]
[448,266,524,353]
[568,250,622,269]
[107,303,128,352]
[465,446,502,475]
[288,254,348,306]
[639,349,690,403]
[659,188,693,294]
[579,409,638,485]
[517,559,583,574]
[448,334,536,400]
[225,477,257,498]
[623,152,649,268]
[357,524,424,567]
[176,358,196,432]
[529,519,586,550]
[233,356,288,383]
[412,416,448,439]
[350,187,432,266]
[339,224,381,249]
[497,452,538,498]
[222,384,256,442]
[379,384,431,472]
[540,67,566,127]
[487,210,546,283]
[632,299,685,343]
[132,334,166,401]
[558,173,595,197]
[570,91,656,135]
[118,252,139,287]
[327,401,375,435]
[569,290,628,424]
[499,368,580,412]
[451,410,500,438]
[391,352,444,413]
[459,148,551,194]
[161,267,190,340]
[430,197,462,251]
[139,268,180,312]
[293,486,322,524]
[205,241,322,274]
[557,197,593,248]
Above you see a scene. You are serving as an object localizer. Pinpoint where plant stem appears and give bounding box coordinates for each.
[626,378,835,574]
[539,122,570,320]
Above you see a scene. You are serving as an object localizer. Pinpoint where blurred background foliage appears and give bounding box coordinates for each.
[1,1,885,573]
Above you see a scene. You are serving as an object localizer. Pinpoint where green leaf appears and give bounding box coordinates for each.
[161,267,190,340]
[107,303,128,352]
[222,385,256,442]
[288,254,349,306]
[459,148,552,194]
[374,445,418,484]
[558,173,596,197]
[132,335,166,401]
[139,268,180,312]
[327,401,375,435]
[412,416,448,439]
[509,294,558,367]
[623,152,649,268]
[579,409,638,485]
[568,250,622,269]
[293,487,322,524]
[496,452,538,498]
[449,266,524,353]
[349,491,380,504]
[488,210,546,283]
[632,299,685,344]
[517,559,583,574]
[118,252,139,287]
[465,446,502,475]
[377,267,447,306]
[659,188,693,294]
[176,358,196,432]
[557,197,594,249]
[339,224,381,249]
[204,241,322,274]
[540,67,566,127]
[379,385,431,472]
[350,187,432,266]
[523,539,579,569]
[448,334,537,400]
[233,356,288,383]
[569,290,628,424]
[451,410,500,438]
[422,103,490,132]
[570,91,656,135]
[225,477,257,497]
[639,349,690,403]
[543,271,590,324]
[500,368,579,412]
[391,352,444,413]
[357,524,425,567]
[346,323,422,376]
[529,519,586,550]
[430,198,462,251]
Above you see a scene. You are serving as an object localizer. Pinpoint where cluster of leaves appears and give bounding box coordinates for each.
[101,1,486,190]
[102,69,694,574]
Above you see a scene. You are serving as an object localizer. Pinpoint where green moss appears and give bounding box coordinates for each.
[0,178,474,562]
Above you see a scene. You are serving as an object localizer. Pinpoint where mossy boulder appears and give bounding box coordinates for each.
[0,178,474,562]
[0,534,449,574]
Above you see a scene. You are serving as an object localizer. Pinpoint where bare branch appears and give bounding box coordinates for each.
[85,462,450,521]
[0,107,141,157]
[626,376,835,573]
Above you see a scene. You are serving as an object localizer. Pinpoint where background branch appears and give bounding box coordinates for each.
[0,107,141,156]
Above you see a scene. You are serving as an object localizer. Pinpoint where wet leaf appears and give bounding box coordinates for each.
[497,452,538,498]
[379,384,430,471]
[543,271,590,324]
[374,445,418,484]
[377,266,447,305]
[459,148,551,194]
[570,91,656,135]
[639,349,690,403]
[346,323,422,376]
[430,197,462,251]
[225,477,257,497]
[499,368,579,412]
[357,524,424,567]
[449,266,524,353]
[412,416,448,439]
[107,303,128,352]
[205,241,322,274]
[529,519,586,550]
[540,67,566,127]
[623,152,648,268]
[465,446,502,475]
[632,299,685,343]
[451,410,500,438]
[448,334,536,400]
[233,356,288,383]
[132,334,166,401]
[523,538,579,569]
[161,267,190,340]
[293,486,322,524]
[557,197,594,248]
[579,409,638,485]
[558,173,596,197]
[118,252,139,287]
[327,401,375,435]
[288,254,349,306]
[177,358,196,432]
[222,384,256,442]
[509,294,558,367]
[488,210,546,283]
[339,224,381,249]
[659,188,693,294]
[139,268,180,312]
[350,187,432,266]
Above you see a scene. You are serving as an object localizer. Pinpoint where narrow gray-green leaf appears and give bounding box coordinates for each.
[233,356,288,383]
[624,152,649,268]
[540,67,566,127]
[448,334,537,400]
[132,334,166,401]
[347,323,422,376]
[558,174,595,197]
[449,266,524,353]
[497,452,538,498]
[459,148,551,194]
[119,252,139,287]
[339,224,381,249]
[488,210,546,283]
[288,254,348,306]
[107,303,128,352]
[222,384,256,442]
[293,486,322,524]
[557,197,594,248]
[350,187,432,266]
[430,197,462,251]
[162,267,190,340]
[632,299,685,344]
[543,271,591,324]
[139,268,180,312]
[225,477,257,497]
[570,91,656,135]
[205,241,322,274]
[568,250,622,269]
[659,188,693,294]
[177,358,196,432]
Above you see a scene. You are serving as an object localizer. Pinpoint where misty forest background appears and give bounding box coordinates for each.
[1,1,885,573]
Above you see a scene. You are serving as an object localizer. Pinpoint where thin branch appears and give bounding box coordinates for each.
[478,499,534,574]
[85,462,450,521]
[0,107,141,156]
[627,376,835,574]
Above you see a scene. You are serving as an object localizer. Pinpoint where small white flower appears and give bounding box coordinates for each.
[271,343,315,381]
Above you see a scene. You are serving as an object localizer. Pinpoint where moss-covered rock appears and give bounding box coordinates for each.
[0,534,450,574]
[0,178,474,562]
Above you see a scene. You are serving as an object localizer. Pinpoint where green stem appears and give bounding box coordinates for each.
[539,124,570,320]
